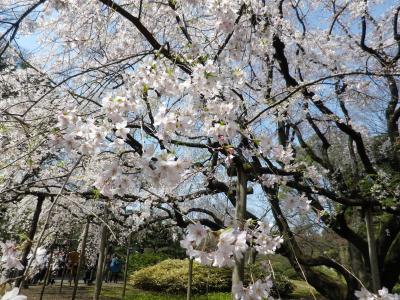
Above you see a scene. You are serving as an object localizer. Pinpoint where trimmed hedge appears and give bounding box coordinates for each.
[129,259,294,296]
[130,259,231,294]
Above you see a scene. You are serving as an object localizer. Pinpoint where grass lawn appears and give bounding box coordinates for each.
[97,284,230,300]
[95,280,322,300]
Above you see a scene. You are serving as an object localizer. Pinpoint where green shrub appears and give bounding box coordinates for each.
[270,274,295,297]
[128,251,170,273]
[392,284,400,294]
[281,267,299,279]
[130,259,294,297]
[245,262,294,297]
[130,259,231,294]
[256,255,301,280]
[311,266,345,283]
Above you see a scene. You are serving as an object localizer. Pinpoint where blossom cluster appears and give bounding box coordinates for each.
[355,287,400,300]
[180,221,282,299]
[56,96,135,156]
[27,247,48,271]
[180,221,282,268]
[0,241,23,271]
[1,288,27,300]
[232,278,274,300]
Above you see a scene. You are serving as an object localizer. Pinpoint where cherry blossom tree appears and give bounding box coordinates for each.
[1,1,400,300]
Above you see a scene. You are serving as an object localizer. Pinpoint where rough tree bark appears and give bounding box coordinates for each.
[231,162,247,297]
[93,223,108,300]
[72,218,90,300]
[15,194,45,287]
[364,208,381,293]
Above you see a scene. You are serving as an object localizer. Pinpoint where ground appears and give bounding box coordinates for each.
[21,280,323,299]
[21,282,113,300]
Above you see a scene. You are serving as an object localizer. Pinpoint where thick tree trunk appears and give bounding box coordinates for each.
[365,208,381,293]
[382,231,400,290]
[72,218,90,300]
[348,243,369,288]
[266,187,350,300]
[231,164,247,298]
[16,195,45,287]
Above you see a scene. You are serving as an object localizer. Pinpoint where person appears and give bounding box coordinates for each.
[66,251,79,286]
[109,255,122,283]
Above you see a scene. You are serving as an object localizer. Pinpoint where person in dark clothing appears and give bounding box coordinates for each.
[109,255,122,283]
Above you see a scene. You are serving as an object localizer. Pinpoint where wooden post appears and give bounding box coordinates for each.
[187,258,194,300]
[365,208,381,293]
[103,243,110,283]
[39,245,54,300]
[231,164,247,298]
[72,218,90,300]
[121,240,131,300]
[60,235,71,293]
[59,265,66,292]
[93,223,108,300]
[16,195,45,287]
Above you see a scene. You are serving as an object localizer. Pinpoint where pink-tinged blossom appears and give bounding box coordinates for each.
[355,287,400,300]
[355,287,375,300]
[271,145,294,165]
[212,247,234,268]
[232,230,248,259]
[207,122,238,141]
[27,247,48,270]
[232,278,274,300]
[283,194,311,213]
[141,151,190,187]
[232,281,245,300]
[180,222,281,269]
[0,241,23,270]
[253,222,283,255]
[193,251,214,266]
[115,121,130,139]
[186,222,207,246]
[254,235,283,256]
[378,287,400,300]
[1,288,27,300]
[249,279,272,299]
[179,237,194,257]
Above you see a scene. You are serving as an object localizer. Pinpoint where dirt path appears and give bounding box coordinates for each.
[21,281,120,300]
[22,285,89,300]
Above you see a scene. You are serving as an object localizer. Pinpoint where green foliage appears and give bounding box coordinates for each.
[246,259,295,297]
[290,280,319,299]
[311,266,345,284]
[133,222,185,258]
[392,284,400,294]
[270,274,295,298]
[261,255,301,280]
[130,259,294,297]
[128,251,170,273]
[130,259,231,294]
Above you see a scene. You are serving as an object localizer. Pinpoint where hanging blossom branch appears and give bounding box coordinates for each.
[180,221,283,300]
[18,156,82,289]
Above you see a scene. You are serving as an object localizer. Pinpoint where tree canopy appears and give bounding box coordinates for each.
[1,1,400,300]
